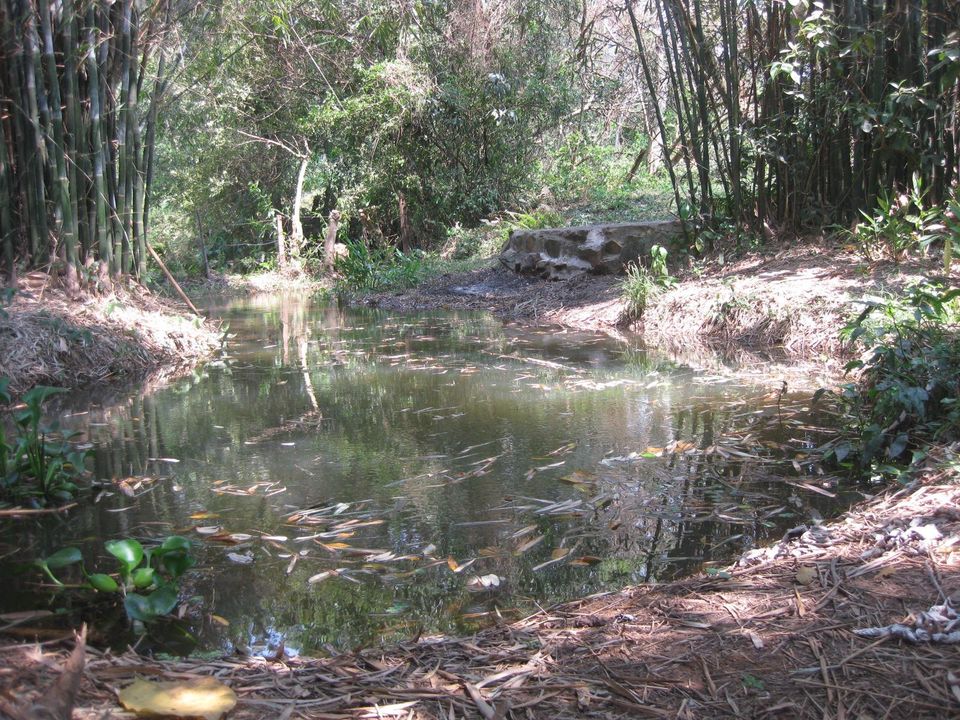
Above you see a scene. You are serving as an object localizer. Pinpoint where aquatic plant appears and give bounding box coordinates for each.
[0,380,89,506]
[37,535,196,630]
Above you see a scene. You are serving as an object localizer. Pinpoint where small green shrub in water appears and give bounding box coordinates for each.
[37,536,196,630]
[837,284,960,469]
[0,380,89,506]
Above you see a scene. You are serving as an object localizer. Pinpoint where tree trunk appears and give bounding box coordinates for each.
[398,192,412,253]
[290,153,309,260]
[275,212,287,272]
[323,209,340,273]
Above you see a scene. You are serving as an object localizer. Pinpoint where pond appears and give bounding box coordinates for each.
[1,295,852,656]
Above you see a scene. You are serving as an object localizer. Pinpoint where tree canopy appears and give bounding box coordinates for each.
[1,0,958,281]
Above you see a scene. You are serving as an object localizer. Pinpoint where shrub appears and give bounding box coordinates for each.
[619,244,676,322]
[838,284,960,467]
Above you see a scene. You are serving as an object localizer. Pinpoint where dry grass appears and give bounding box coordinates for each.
[0,273,222,396]
[364,238,956,373]
[3,447,958,719]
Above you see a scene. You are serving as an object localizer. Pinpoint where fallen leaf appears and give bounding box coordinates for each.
[119,677,236,720]
[795,566,817,585]
[466,574,503,591]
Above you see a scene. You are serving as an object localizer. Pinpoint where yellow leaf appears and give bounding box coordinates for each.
[551,547,571,560]
[320,542,352,551]
[209,614,230,627]
[119,677,237,720]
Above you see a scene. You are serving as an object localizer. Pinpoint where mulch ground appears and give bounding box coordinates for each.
[0,272,222,397]
[3,447,958,719]
[365,239,956,371]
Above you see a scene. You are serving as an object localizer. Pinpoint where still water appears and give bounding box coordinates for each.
[1,295,849,655]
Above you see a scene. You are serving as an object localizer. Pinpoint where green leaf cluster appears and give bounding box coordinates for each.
[837,284,960,469]
[1,381,89,506]
[36,536,195,628]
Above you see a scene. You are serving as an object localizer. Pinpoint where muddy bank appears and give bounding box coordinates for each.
[3,446,957,719]
[0,275,222,396]
[364,240,952,369]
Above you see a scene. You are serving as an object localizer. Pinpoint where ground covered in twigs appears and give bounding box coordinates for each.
[0,272,223,396]
[365,238,954,368]
[2,446,958,719]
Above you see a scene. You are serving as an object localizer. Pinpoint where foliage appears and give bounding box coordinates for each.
[620,244,676,322]
[500,209,565,245]
[0,381,88,506]
[838,285,960,469]
[627,0,960,234]
[845,175,957,262]
[37,536,195,629]
[334,240,426,293]
[0,0,206,280]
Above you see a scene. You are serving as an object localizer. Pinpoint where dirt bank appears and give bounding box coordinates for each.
[0,274,222,397]
[365,239,953,370]
[2,446,957,719]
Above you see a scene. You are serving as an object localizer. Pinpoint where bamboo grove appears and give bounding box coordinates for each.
[629,0,960,231]
[0,0,178,285]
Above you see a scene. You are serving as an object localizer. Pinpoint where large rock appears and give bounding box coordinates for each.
[499,220,684,280]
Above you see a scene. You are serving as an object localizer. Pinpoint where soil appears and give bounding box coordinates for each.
[364,238,955,379]
[0,272,223,397]
[2,446,958,719]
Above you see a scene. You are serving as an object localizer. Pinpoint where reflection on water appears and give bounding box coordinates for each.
[0,295,848,654]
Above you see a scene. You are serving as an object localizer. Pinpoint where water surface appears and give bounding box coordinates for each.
[1,295,848,654]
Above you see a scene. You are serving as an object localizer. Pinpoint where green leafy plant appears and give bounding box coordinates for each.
[839,284,960,468]
[846,175,953,262]
[1,382,89,505]
[620,245,676,321]
[36,535,195,628]
[620,263,658,321]
[334,240,427,293]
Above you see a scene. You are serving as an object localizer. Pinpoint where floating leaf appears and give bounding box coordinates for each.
[226,552,253,565]
[466,574,503,591]
[569,556,602,566]
[159,536,192,553]
[131,568,156,589]
[514,535,545,555]
[87,573,119,592]
[447,557,476,573]
[119,677,237,720]
[45,547,82,569]
[195,526,222,535]
[106,539,144,574]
